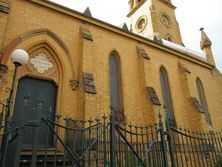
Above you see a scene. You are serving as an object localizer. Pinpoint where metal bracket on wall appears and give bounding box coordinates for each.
[70,80,79,90]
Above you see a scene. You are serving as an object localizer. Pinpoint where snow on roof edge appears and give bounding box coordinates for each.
[161,39,207,62]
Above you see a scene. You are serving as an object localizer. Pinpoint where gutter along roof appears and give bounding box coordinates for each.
[29,0,213,70]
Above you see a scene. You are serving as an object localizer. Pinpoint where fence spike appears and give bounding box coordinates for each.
[102,113,107,120]
[95,115,101,123]
[158,111,162,120]
[88,116,93,124]
[128,122,133,128]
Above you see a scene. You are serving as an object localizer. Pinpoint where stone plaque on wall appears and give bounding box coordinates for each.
[146,86,161,105]
[30,53,53,73]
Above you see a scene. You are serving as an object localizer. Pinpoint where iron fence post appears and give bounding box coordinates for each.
[110,107,116,167]
[164,108,176,167]
[0,116,11,167]
[13,126,24,167]
[103,113,107,167]
[31,122,40,167]
[63,116,69,166]
[159,113,168,167]
[0,65,19,167]
[0,103,4,125]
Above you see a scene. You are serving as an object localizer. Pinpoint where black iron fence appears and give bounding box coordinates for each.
[168,125,222,167]
[0,100,6,143]
[0,100,6,127]
[0,109,222,167]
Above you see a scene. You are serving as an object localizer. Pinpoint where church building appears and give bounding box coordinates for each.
[0,0,222,137]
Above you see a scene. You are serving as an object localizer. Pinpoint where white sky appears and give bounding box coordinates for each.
[50,0,222,71]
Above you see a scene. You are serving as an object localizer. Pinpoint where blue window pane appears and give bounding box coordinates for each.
[196,78,212,125]
[160,67,175,123]
[109,53,123,116]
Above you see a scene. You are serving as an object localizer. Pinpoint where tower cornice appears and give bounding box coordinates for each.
[157,0,176,10]
[127,0,146,17]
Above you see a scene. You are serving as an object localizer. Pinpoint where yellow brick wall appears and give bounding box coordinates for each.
[0,12,8,52]
[0,0,221,131]
[0,9,8,101]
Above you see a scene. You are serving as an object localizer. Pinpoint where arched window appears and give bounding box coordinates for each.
[165,34,173,42]
[166,37,172,42]
[196,78,212,125]
[160,67,175,123]
[109,52,124,121]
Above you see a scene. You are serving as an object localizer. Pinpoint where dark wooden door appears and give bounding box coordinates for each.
[13,77,57,148]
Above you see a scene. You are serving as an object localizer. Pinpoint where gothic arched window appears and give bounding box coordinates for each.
[166,37,172,42]
[109,52,124,121]
[165,34,173,42]
[137,0,142,4]
[196,78,212,125]
[160,67,175,123]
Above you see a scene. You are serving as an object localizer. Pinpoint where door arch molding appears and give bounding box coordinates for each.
[3,29,77,118]
[0,28,77,80]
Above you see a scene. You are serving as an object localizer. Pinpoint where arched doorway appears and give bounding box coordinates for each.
[13,77,57,148]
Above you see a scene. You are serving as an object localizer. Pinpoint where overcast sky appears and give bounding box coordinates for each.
[50,0,222,71]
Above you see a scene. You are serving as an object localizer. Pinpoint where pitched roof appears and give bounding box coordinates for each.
[30,0,212,68]
[161,39,207,62]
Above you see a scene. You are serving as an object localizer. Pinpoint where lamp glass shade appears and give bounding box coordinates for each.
[11,49,29,65]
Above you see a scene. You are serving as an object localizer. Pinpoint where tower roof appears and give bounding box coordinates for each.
[200,28,212,50]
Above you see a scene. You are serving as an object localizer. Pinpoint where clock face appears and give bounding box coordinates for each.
[136,15,147,32]
[161,14,171,27]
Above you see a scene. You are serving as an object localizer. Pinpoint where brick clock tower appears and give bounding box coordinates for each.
[127,0,183,44]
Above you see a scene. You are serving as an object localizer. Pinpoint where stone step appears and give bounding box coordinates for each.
[19,151,72,167]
